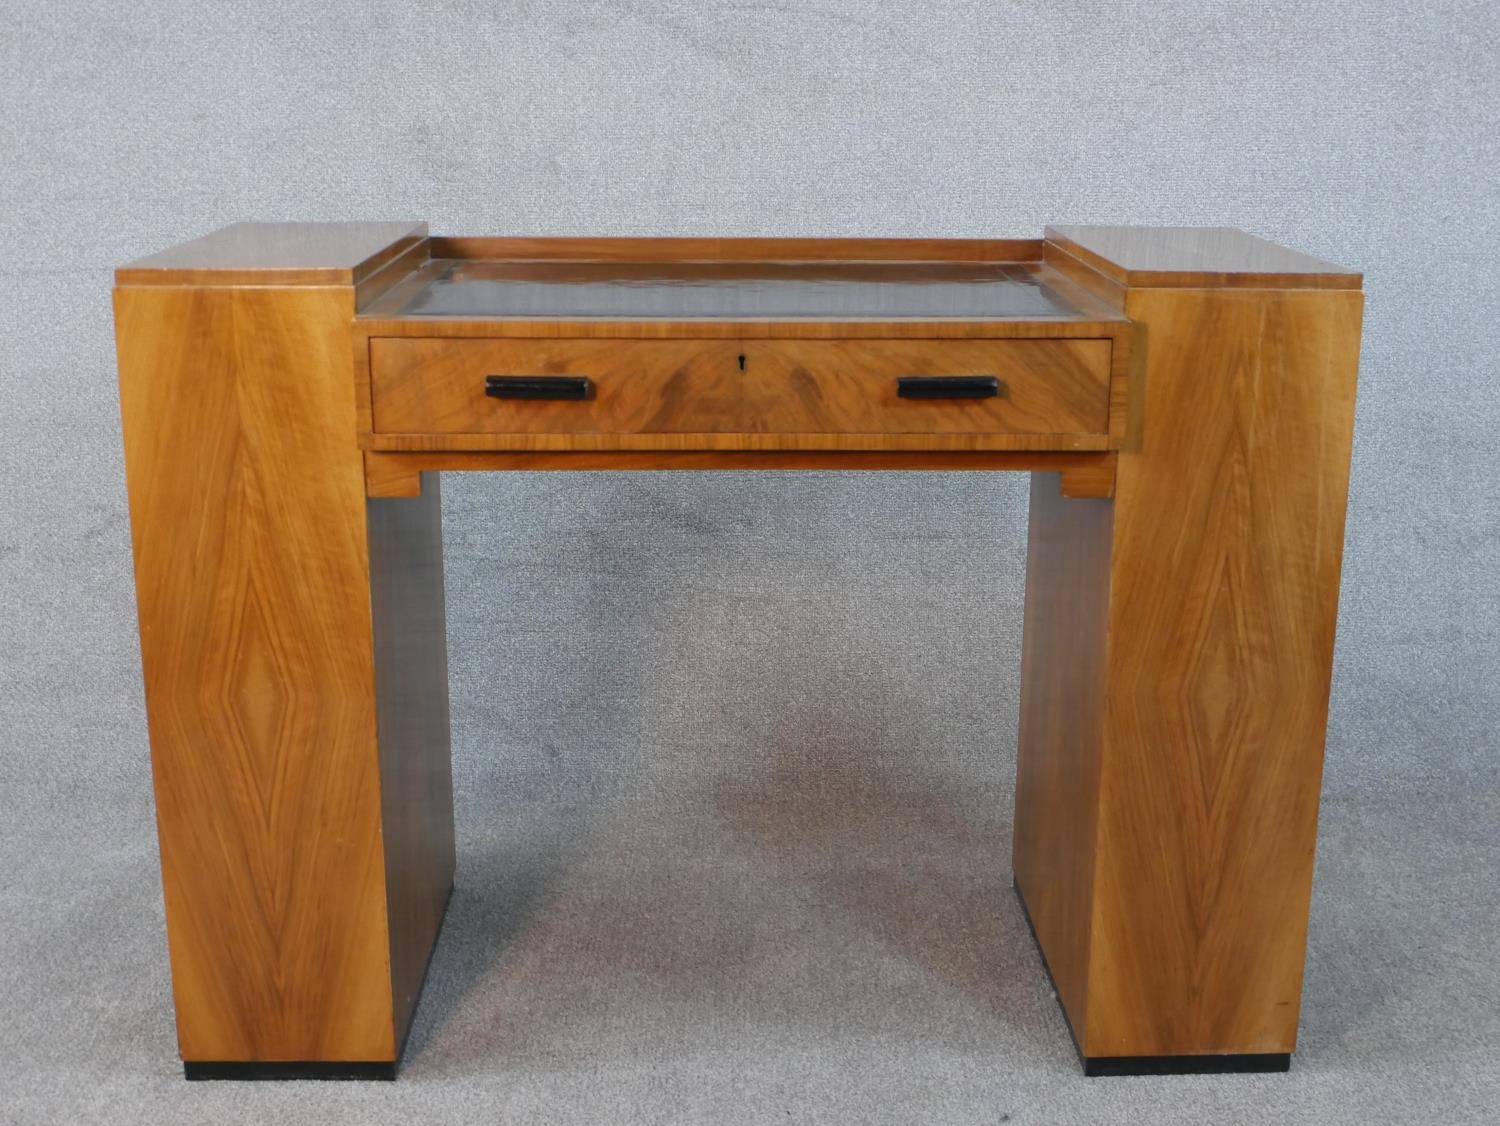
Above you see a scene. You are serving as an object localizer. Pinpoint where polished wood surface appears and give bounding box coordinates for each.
[115,225,454,1066]
[115,223,1363,1077]
[1014,472,1113,1034]
[358,254,1127,331]
[117,221,428,287]
[356,238,434,308]
[1045,225,1361,290]
[1040,241,1128,310]
[1015,263,1362,1059]
[398,260,1087,320]
[116,283,397,1061]
[358,246,1128,326]
[368,474,455,1047]
[367,337,1111,441]
[362,449,1118,499]
[428,236,1043,262]
[356,305,1129,337]
[1088,284,1361,1055]
[354,252,1129,456]
[367,431,1113,453]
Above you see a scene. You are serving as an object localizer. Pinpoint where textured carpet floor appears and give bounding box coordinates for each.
[2,766,1496,1124]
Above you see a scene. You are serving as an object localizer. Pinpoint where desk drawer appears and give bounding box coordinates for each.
[368,337,1111,437]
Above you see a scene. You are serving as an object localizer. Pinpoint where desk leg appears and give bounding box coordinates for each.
[1016,286,1362,1073]
[368,472,456,1057]
[116,282,454,1076]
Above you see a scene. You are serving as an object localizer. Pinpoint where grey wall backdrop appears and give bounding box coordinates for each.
[2,2,1497,1123]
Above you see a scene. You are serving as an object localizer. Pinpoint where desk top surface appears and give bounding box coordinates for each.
[387,259,1090,321]
[114,225,1361,300]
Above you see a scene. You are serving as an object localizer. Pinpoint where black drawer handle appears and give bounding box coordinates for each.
[485,375,594,401]
[897,375,1003,400]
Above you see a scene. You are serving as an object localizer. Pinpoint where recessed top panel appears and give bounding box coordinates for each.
[395,260,1088,320]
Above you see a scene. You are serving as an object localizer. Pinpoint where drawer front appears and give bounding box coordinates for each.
[368,337,1111,437]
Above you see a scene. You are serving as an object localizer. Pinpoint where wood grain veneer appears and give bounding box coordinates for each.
[1088,284,1361,1055]
[117,220,428,287]
[116,283,396,1061]
[366,431,1114,453]
[427,236,1044,262]
[1045,225,1361,290]
[362,449,1118,499]
[1015,274,1362,1059]
[1014,472,1113,1035]
[395,261,1085,321]
[367,337,1111,441]
[355,315,1130,339]
[1040,243,1128,311]
[116,222,1363,1077]
[115,237,453,1065]
[368,474,455,1045]
[355,239,434,309]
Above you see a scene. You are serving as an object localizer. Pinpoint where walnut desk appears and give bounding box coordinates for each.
[113,224,1362,1079]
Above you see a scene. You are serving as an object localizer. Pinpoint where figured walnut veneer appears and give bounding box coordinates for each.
[367,336,1112,446]
[115,226,452,1066]
[1017,233,1362,1060]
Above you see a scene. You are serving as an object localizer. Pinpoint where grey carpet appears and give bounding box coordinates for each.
[3,1,1500,1121]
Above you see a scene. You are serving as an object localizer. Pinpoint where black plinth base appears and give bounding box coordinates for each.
[1083,1053,1291,1077]
[181,885,456,1082]
[1011,879,1294,1078]
[184,1060,396,1081]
